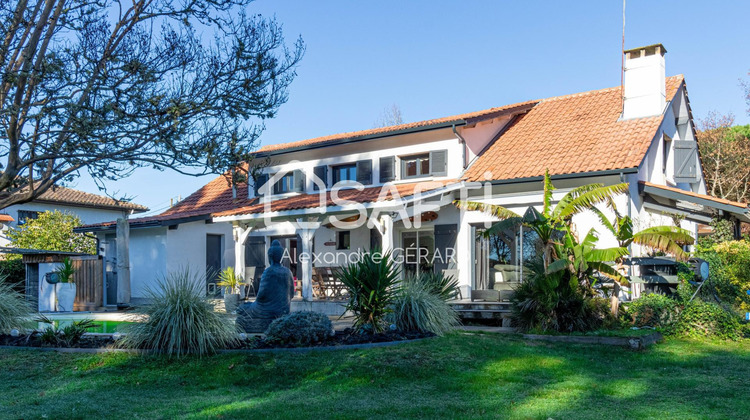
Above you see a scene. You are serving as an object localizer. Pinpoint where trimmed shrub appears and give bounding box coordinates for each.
[0,278,31,334]
[390,280,459,336]
[338,251,400,333]
[122,268,238,356]
[265,311,333,347]
[624,293,679,330]
[673,300,743,340]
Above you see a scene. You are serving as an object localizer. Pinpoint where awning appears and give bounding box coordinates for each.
[638,181,750,223]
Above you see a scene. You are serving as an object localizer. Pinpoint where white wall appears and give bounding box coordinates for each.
[260,128,463,196]
[165,221,235,281]
[37,262,61,312]
[129,228,167,298]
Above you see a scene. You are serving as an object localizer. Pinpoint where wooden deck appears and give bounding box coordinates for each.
[449,300,513,327]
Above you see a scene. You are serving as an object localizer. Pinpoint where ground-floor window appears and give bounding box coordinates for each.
[473,225,541,290]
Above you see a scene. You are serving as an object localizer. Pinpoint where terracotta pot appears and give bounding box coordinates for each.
[56,283,76,312]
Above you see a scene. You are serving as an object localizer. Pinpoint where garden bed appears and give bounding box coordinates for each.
[231,328,434,350]
[0,333,115,349]
[0,328,434,353]
[522,331,663,349]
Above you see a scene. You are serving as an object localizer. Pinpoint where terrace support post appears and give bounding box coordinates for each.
[378,213,394,255]
[233,223,255,281]
[296,218,321,302]
[116,214,131,306]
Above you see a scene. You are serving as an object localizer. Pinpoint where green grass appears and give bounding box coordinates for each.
[1,334,748,419]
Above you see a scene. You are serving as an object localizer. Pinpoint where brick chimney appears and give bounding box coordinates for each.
[622,44,666,120]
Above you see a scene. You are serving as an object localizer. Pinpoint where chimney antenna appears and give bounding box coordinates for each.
[621,0,626,114]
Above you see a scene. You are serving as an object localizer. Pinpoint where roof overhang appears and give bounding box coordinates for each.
[212,183,463,224]
[639,182,750,223]
[73,214,211,233]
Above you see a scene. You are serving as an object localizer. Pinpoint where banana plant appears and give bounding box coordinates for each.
[455,170,629,270]
[590,206,694,315]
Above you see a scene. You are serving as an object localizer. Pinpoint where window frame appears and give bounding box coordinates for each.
[332,163,357,185]
[400,153,431,179]
[17,210,40,225]
[273,173,295,195]
[337,230,351,250]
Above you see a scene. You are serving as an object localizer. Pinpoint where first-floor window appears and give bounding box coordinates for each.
[273,173,295,194]
[17,210,40,225]
[401,154,430,178]
[332,164,357,184]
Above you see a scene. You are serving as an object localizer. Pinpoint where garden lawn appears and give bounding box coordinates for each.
[1,334,748,419]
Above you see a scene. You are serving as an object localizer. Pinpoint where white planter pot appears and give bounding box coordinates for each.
[56,283,77,312]
[224,293,240,313]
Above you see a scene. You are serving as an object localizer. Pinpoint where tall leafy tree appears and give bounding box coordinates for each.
[0,0,304,207]
[697,113,750,203]
[7,210,95,254]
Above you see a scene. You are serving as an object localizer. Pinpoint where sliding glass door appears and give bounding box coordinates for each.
[401,230,435,277]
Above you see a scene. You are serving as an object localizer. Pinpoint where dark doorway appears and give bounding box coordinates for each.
[270,235,299,278]
[104,234,118,306]
[206,234,223,297]
[245,236,266,297]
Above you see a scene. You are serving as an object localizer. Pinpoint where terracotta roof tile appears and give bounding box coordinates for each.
[257,101,539,154]
[0,214,14,223]
[463,75,685,182]
[34,186,148,212]
[213,180,455,218]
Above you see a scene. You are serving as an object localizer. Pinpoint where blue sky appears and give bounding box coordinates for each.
[74,0,750,216]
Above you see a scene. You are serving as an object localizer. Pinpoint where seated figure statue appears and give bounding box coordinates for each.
[236,240,295,333]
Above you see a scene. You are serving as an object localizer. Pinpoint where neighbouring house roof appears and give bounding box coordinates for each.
[256,101,539,155]
[0,214,14,223]
[22,186,149,213]
[462,75,685,182]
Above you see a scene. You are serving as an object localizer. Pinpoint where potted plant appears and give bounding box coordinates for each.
[55,258,76,312]
[217,267,242,313]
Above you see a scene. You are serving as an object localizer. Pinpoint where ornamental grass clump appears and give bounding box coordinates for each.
[390,280,459,336]
[0,278,31,334]
[411,272,460,302]
[122,268,238,356]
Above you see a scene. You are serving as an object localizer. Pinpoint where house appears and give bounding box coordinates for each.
[75,44,750,310]
[0,185,148,247]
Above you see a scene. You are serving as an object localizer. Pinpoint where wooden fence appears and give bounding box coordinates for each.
[72,256,103,311]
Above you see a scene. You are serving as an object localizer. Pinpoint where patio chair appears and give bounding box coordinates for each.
[243,267,256,299]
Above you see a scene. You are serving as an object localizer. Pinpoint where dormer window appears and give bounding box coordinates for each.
[402,154,431,179]
[332,164,357,184]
